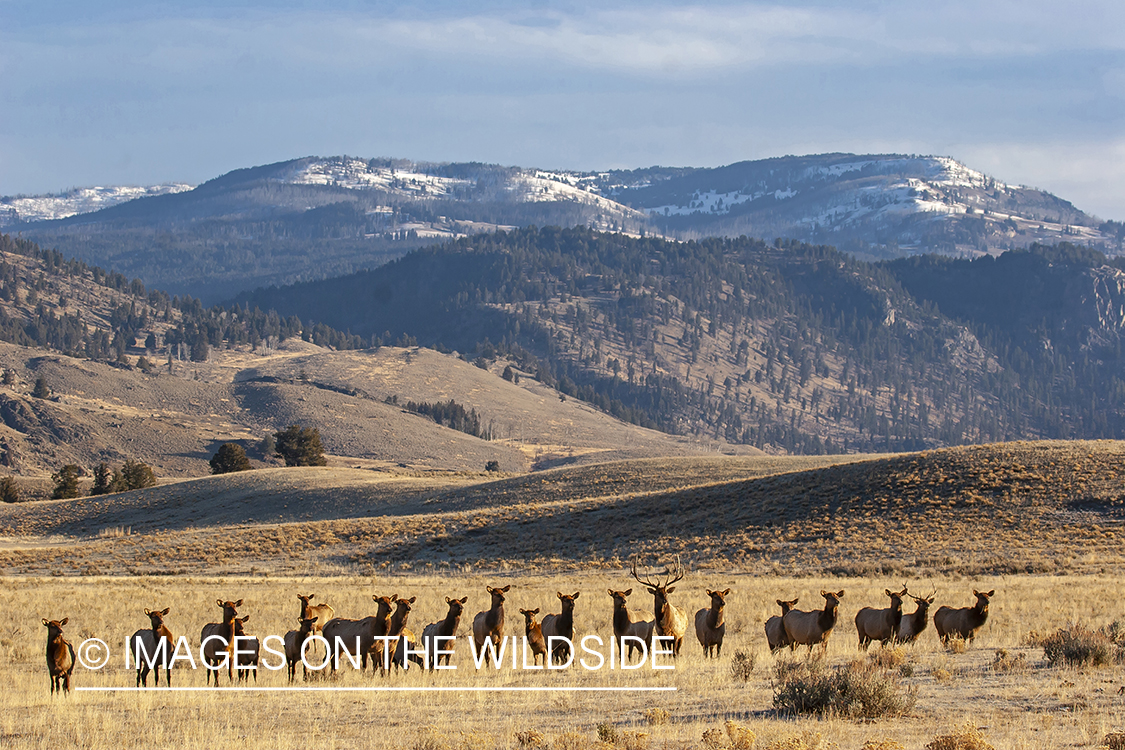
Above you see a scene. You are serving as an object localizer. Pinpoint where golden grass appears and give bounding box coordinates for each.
[4,572,1125,749]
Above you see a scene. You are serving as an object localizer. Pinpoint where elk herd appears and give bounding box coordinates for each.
[39,562,997,694]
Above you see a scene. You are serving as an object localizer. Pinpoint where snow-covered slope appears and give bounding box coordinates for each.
[1,183,193,225]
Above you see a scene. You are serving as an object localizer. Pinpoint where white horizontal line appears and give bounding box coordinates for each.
[77,686,677,693]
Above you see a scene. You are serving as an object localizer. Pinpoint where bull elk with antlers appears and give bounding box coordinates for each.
[896,588,936,644]
[934,589,994,645]
[855,585,909,649]
[632,559,688,658]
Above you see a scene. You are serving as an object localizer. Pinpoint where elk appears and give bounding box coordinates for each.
[42,618,75,695]
[232,616,259,683]
[284,616,319,682]
[896,589,936,644]
[783,590,845,653]
[321,594,397,673]
[765,598,799,653]
[519,608,548,666]
[632,559,688,657]
[540,591,579,664]
[855,585,909,649]
[934,589,995,645]
[608,588,654,660]
[472,584,510,666]
[201,599,242,686]
[694,588,730,658]
[130,607,174,687]
[421,596,468,670]
[387,596,424,672]
[296,594,334,634]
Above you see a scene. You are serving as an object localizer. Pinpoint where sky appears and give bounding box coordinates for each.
[1,1,1123,220]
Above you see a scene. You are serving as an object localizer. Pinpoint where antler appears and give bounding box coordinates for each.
[631,557,685,589]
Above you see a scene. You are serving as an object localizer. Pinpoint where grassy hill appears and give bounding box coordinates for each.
[2,441,1121,577]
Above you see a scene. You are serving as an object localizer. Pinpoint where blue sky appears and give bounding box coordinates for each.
[2,1,1123,219]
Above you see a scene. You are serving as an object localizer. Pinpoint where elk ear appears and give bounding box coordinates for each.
[607,589,615,596]
[239,615,250,623]
[885,589,893,597]
[459,597,468,604]
[234,599,243,607]
[42,618,49,626]
[308,594,315,601]
[927,596,935,603]
[986,590,995,597]
[820,590,828,597]
[572,592,580,599]
[60,617,68,626]
[486,586,494,594]
[532,608,539,615]
[216,599,225,608]
[446,596,453,604]
[407,597,416,604]
[624,588,632,596]
[776,599,785,607]
[647,587,656,595]
[390,594,399,602]
[557,591,564,600]
[837,590,845,597]
[723,589,731,596]
[501,585,511,592]
[706,589,714,597]
[519,609,527,615]
[666,586,675,594]
[161,608,170,616]
[144,608,152,615]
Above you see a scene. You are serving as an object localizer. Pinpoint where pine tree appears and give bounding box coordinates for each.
[210,443,252,474]
[273,425,328,467]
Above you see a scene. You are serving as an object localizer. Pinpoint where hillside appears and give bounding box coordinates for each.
[238,227,1125,453]
[9,154,1120,302]
[1,441,1121,577]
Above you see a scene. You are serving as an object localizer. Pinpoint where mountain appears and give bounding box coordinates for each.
[8,154,1121,302]
[235,226,1125,453]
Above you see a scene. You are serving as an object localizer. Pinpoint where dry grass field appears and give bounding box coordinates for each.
[3,441,1125,748]
[3,573,1124,750]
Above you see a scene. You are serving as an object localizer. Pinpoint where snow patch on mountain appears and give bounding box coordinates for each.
[0,184,193,225]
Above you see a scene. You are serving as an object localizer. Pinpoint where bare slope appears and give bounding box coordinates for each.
[1,441,1121,577]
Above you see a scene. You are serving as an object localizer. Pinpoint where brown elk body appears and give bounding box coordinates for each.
[130,607,174,687]
[296,594,334,634]
[472,585,510,666]
[765,598,799,653]
[896,591,936,644]
[519,608,548,666]
[43,618,74,695]
[933,589,994,644]
[540,591,579,664]
[855,586,909,649]
[284,616,319,682]
[694,588,730,658]
[321,594,397,673]
[200,599,242,686]
[783,590,845,652]
[608,588,654,660]
[387,597,424,671]
[232,616,258,683]
[632,559,688,657]
[421,596,468,670]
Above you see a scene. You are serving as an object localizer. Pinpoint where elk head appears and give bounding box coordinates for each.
[144,607,170,629]
[632,558,684,617]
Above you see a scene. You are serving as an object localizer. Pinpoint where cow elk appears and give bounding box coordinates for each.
[472,585,510,666]
[201,599,242,686]
[321,594,397,673]
[855,585,909,650]
[541,591,579,664]
[934,589,995,645]
[387,596,424,672]
[632,559,688,657]
[608,588,654,660]
[519,607,548,666]
[694,588,730,658]
[296,594,334,634]
[232,616,258,683]
[130,607,174,687]
[43,618,75,695]
[422,596,468,670]
[783,590,845,653]
[896,589,936,644]
[765,598,799,653]
[284,616,319,682]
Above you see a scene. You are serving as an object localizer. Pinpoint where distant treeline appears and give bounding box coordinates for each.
[387,395,493,440]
